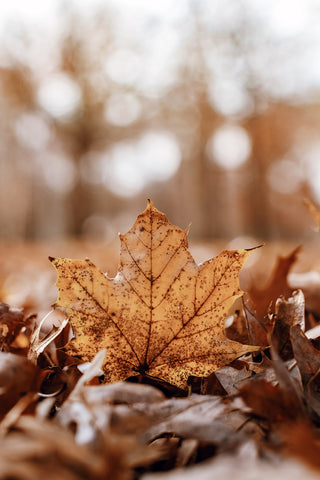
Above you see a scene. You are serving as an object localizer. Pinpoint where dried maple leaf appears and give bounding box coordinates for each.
[51,201,256,388]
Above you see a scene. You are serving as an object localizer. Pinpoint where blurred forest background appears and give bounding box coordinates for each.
[1,0,320,244]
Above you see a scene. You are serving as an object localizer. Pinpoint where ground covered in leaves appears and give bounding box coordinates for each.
[3,205,320,479]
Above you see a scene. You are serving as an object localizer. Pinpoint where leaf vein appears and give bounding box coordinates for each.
[73,273,141,366]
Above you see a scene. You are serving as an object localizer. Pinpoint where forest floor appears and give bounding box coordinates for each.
[1,236,320,479]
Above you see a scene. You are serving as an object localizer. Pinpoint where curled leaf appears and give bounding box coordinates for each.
[28,311,68,364]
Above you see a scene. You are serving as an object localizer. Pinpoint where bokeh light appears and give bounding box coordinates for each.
[207,125,252,170]
[267,159,304,195]
[0,0,320,240]
[103,131,181,197]
[37,74,82,119]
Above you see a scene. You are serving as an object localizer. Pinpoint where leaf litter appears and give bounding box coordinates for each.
[2,200,320,478]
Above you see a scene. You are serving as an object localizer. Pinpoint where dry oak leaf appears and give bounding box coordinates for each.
[51,201,256,388]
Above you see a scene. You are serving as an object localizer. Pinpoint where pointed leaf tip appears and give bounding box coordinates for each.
[147,198,155,210]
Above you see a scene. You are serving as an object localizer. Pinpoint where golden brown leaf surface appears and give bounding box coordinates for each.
[51,201,255,388]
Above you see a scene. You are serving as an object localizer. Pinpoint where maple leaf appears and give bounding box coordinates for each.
[51,201,256,388]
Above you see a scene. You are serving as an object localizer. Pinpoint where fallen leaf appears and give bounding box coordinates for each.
[81,380,165,406]
[28,310,69,364]
[0,414,153,480]
[213,363,253,395]
[272,289,305,360]
[175,438,198,467]
[51,201,256,388]
[289,271,320,321]
[291,325,320,388]
[291,324,320,417]
[140,396,246,448]
[269,342,306,416]
[282,421,320,473]
[0,302,33,353]
[226,305,274,347]
[0,352,39,418]
[142,442,320,480]
[239,378,302,423]
[246,246,301,322]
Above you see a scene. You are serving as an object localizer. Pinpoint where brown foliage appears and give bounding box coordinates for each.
[0,303,33,353]
[51,201,256,388]
[247,245,301,320]
[3,202,320,477]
